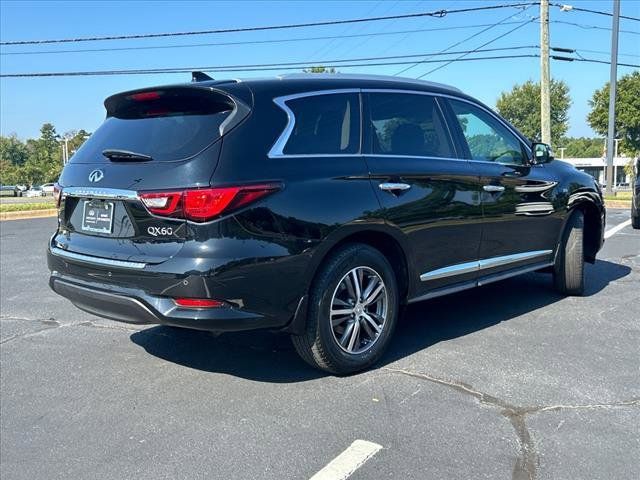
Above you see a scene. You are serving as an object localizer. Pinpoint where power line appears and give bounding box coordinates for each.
[0,21,536,57]
[0,45,538,77]
[0,54,541,78]
[417,16,538,78]
[0,2,539,46]
[395,6,533,76]
[552,55,640,68]
[553,19,640,35]
[551,3,640,22]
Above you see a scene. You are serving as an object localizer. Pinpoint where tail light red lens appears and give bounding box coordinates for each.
[53,183,62,208]
[174,298,224,308]
[139,184,280,222]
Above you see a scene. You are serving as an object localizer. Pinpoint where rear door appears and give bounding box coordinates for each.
[54,85,250,264]
[363,91,483,299]
[444,98,562,276]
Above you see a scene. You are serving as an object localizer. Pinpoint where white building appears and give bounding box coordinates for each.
[561,156,632,187]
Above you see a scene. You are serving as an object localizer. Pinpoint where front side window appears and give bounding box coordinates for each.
[449,99,525,165]
[368,93,454,158]
[282,93,360,155]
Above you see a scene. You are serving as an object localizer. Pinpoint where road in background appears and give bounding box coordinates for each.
[1,210,638,480]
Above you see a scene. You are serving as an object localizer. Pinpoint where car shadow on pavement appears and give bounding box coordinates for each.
[130,259,630,382]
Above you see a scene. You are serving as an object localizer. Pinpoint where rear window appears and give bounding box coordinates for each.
[282,93,360,155]
[71,89,234,163]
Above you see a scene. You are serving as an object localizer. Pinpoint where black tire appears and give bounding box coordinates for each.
[553,210,585,296]
[291,243,399,375]
[632,202,640,229]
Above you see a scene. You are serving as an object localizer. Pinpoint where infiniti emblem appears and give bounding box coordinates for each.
[88,169,104,183]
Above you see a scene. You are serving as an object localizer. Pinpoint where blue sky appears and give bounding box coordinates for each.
[1,0,638,140]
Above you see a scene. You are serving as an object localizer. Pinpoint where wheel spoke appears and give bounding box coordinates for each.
[360,317,375,339]
[331,315,350,327]
[363,282,384,306]
[346,319,360,352]
[332,297,351,308]
[361,312,382,334]
[351,269,362,301]
[331,308,354,317]
[339,321,355,347]
[344,274,357,300]
[361,276,379,301]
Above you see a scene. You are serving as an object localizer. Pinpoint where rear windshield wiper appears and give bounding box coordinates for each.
[102,149,153,162]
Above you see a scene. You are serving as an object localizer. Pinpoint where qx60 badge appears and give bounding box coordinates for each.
[88,169,104,183]
[147,226,173,237]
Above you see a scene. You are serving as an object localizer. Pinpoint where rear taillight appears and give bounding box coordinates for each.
[53,183,62,208]
[139,184,280,222]
[174,298,224,308]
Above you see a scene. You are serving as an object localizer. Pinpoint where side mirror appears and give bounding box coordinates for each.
[530,142,554,164]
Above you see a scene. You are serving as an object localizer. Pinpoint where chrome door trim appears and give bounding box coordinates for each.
[420,250,553,282]
[267,87,531,160]
[483,185,505,192]
[477,250,552,270]
[62,187,139,201]
[50,247,147,270]
[419,260,478,282]
[268,88,361,158]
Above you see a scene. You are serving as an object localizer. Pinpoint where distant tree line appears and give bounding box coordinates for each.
[0,124,90,186]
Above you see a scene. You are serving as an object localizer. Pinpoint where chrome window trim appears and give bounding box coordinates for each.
[62,187,139,201]
[420,250,552,282]
[268,89,361,158]
[50,247,147,270]
[268,87,530,160]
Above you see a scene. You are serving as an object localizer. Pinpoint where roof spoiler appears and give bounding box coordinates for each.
[192,71,214,82]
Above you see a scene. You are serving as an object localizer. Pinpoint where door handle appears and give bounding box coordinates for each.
[483,185,505,193]
[379,182,411,192]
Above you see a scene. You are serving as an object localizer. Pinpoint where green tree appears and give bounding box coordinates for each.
[22,123,62,184]
[496,79,571,146]
[303,66,337,73]
[558,137,604,158]
[587,71,640,156]
[0,134,30,166]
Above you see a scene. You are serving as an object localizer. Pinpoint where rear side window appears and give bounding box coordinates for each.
[71,89,235,163]
[368,93,454,158]
[282,93,360,155]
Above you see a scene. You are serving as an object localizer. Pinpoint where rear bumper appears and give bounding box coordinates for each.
[49,272,283,332]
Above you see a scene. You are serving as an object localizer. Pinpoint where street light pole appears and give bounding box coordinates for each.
[605,0,620,196]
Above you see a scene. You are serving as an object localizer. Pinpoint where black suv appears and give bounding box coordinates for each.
[48,74,605,374]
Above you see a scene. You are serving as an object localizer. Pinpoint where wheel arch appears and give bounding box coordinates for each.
[564,191,604,264]
[285,224,412,334]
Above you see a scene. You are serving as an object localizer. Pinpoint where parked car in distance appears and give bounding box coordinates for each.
[47,73,606,374]
[0,184,21,197]
[41,183,56,195]
[633,158,639,229]
[24,186,45,197]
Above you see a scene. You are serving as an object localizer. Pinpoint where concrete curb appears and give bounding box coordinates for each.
[0,209,58,221]
[605,200,632,210]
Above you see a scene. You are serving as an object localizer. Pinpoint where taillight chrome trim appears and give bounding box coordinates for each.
[62,187,139,201]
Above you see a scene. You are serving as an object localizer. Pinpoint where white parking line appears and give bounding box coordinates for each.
[604,219,632,239]
[309,440,382,480]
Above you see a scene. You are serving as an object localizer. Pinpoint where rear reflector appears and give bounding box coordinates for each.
[174,298,224,308]
[139,184,280,222]
[53,183,62,208]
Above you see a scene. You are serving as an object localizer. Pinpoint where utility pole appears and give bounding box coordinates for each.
[540,0,551,146]
[605,0,620,196]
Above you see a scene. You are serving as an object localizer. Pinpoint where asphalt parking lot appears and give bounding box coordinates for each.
[1,211,638,480]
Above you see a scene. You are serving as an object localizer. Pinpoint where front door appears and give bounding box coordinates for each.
[363,92,483,299]
[445,98,562,277]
